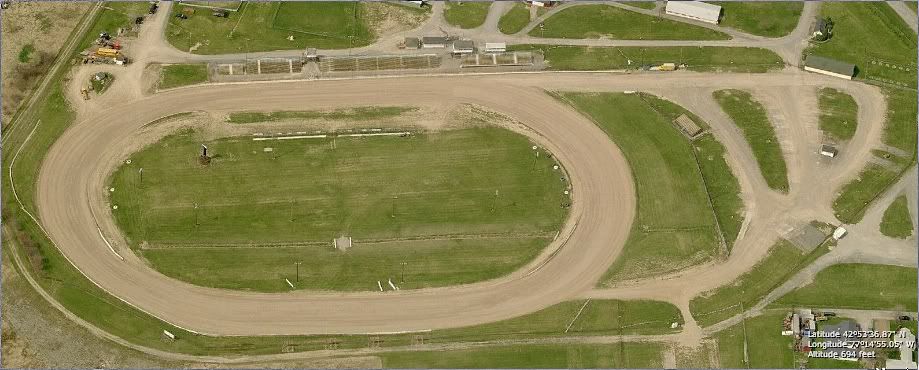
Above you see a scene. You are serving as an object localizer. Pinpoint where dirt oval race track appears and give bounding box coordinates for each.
[36,72,877,336]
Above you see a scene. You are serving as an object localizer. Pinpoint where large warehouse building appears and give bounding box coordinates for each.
[665,1,722,24]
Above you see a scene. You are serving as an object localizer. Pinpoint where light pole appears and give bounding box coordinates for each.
[295,261,302,282]
[138,167,143,188]
[193,202,199,227]
[400,262,406,283]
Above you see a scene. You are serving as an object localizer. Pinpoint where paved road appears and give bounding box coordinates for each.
[889,1,919,34]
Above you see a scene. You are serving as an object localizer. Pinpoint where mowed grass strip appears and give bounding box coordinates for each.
[880,195,914,238]
[772,264,918,310]
[510,45,783,72]
[143,237,549,292]
[498,3,531,34]
[531,5,730,40]
[158,64,208,89]
[817,87,858,141]
[166,2,375,54]
[808,2,917,87]
[715,312,796,368]
[443,1,491,29]
[556,92,721,283]
[379,343,665,368]
[227,106,415,123]
[710,2,803,37]
[432,299,683,342]
[693,134,744,249]
[833,88,917,224]
[691,239,830,327]
[713,89,789,192]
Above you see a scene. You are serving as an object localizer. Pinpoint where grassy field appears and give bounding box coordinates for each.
[710,2,803,37]
[772,264,918,310]
[713,89,789,192]
[380,343,664,368]
[910,2,918,13]
[432,299,684,341]
[510,45,784,72]
[807,2,917,87]
[498,3,530,34]
[693,134,745,249]
[880,195,914,238]
[715,312,796,368]
[443,1,491,29]
[620,1,656,10]
[158,64,208,90]
[18,44,34,63]
[817,87,859,142]
[109,127,569,291]
[531,5,730,40]
[227,107,415,123]
[166,2,376,54]
[833,88,917,224]
[556,92,724,283]
[691,239,830,327]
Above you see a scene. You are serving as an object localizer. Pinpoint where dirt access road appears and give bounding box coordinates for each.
[31,69,891,337]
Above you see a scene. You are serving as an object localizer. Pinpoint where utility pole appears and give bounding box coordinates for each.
[193,202,199,227]
[295,261,302,282]
[138,167,143,188]
[391,196,398,218]
[491,190,499,213]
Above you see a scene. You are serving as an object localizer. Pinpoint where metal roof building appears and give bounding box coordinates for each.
[421,36,447,48]
[452,40,475,54]
[665,1,721,24]
[803,55,855,80]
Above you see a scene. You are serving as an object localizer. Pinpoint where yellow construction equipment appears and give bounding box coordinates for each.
[659,63,677,71]
[95,47,119,58]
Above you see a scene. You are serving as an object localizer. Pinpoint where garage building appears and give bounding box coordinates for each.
[665,1,722,24]
[803,55,855,80]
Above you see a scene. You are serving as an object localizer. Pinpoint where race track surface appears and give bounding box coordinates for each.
[35,71,883,336]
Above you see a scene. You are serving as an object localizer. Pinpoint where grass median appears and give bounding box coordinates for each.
[498,3,530,34]
[880,195,914,238]
[715,312,797,368]
[817,87,858,142]
[444,1,491,29]
[713,89,789,193]
[510,45,784,72]
[531,4,729,40]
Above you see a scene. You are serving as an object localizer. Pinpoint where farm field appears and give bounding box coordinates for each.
[165,2,426,54]
[444,1,491,29]
[807,2,917,87]
[108,126,569,291]
[833,88,917,224]
[880,195,914,238]
[690,239,830,327]
[710,2,803,37]
[510,45,784,72]
[714,312,796,368]
[772,264,918,310]
[157,63,208,89]
[379,343,665,368]
[498,3,530,34]
[713,89,789,192]
[556,92,723,283]
[530,5,730,40]
[817,87,858,142]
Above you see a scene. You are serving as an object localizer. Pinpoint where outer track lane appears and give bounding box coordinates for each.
[36,75,635,336]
